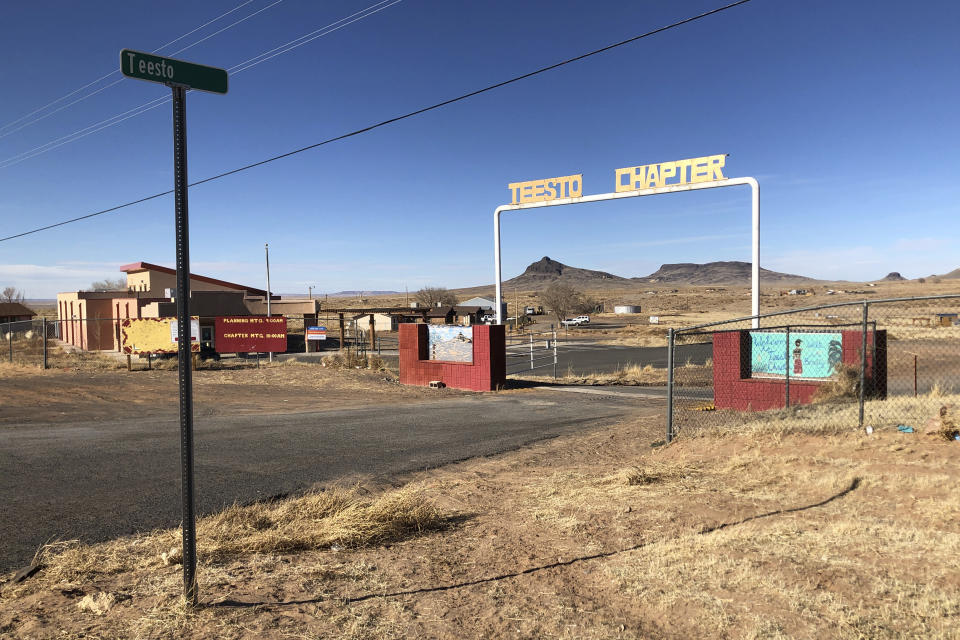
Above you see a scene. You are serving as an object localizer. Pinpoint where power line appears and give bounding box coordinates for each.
[228,0,399,74]
[0,0,270,138]
[0,0,399,170]
[167,0,285,58]
[0,0,752,244]
[153,0,255,54]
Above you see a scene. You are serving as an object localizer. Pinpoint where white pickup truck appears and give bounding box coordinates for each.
[561,315,591,327]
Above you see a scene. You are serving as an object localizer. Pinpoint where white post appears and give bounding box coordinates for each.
[494,209,503,325]
[265,243,272,363]
[747,177,760,328]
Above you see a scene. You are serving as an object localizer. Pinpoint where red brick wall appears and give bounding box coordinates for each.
[713,329,886,411]
[399,324,506,391]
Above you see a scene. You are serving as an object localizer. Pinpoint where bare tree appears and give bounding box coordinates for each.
[540,283,583,324]
[416,286,457,307]
[89,278,128,292]
[1,287,25,303]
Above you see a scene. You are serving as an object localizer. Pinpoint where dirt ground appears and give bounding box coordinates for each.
[0,361,466,425]
[2,394,958,639]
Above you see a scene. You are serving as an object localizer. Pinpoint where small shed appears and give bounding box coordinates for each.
[936,313,958,327]
[427,305,455,325]
[0,302,36,325]
[354,313,399,333]
[614,305,642,314]
[453,305,484,326]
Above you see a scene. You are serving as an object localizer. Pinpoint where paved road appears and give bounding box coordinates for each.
[0,390,662,573]
[507,340,712,376]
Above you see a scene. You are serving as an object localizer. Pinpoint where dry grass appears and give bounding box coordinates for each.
[6,486,445,595]
[686,389,960,440]
[322,352,388,371]
[811,363,861,403]
[514,361,710,387]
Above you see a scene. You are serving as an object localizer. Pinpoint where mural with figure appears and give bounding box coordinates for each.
[428,325,474,363]
[750,331,842,379]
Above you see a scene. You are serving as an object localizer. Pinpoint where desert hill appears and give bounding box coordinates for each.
[454,257,818,295]
[934,268,960,280]
[637,261,815,285]
[880,272,907,281]
[501,256,632,290]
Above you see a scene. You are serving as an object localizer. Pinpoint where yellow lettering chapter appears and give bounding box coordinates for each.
[615,155,726,192]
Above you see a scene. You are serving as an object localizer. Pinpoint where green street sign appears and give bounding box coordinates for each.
[120,49,228,94]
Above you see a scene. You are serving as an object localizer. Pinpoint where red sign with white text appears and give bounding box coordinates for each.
[215,316,287,353]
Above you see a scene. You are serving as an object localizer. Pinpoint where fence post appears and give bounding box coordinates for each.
[913,354,918,397]
[784,325,791,408]
[666,327,675,443]
[553,329,558,379]
[859,302,869,427]
[42,317,47,369]
[8,327,12,364]
[529,333,534,371]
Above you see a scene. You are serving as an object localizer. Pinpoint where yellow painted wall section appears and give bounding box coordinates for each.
[121,317,199,354]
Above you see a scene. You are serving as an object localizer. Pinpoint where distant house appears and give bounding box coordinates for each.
[427,305,456,325]
[459,296,507,318]
[936,313,958,327]
[353,313,396,333]
[453,306,484,326]
[0,302,36,325]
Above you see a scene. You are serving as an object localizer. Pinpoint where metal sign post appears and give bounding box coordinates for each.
[171,84,198,605]
[121,48,228,607]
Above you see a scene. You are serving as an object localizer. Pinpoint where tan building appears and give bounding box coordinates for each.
[56,261,322,352]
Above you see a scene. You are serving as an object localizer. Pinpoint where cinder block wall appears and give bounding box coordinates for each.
[398,324,505,391]
[713,329,886,411]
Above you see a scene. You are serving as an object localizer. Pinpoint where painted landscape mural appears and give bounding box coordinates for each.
[428,326,474,363]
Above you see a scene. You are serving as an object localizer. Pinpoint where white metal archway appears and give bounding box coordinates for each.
[493,176,760,328]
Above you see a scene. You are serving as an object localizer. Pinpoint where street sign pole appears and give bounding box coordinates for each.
[172,84,198,606]
[121,48,227,607]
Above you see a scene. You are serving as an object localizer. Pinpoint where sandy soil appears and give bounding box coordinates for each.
[2,399,958,639]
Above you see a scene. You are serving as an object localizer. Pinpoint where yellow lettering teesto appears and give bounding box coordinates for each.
[507,174,583,204]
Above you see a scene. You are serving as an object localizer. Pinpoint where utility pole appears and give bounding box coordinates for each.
[308,285,314,299]
[265,243,272,363]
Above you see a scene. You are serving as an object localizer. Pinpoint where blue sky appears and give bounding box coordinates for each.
[1,0,958,298]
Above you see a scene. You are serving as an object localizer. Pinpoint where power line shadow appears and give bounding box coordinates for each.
[209,477,860,609]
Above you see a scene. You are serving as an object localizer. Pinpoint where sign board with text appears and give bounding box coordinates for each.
[170,319,201,344]
[306,326,327,341]
[215,316,287,353]
[121,317,200,355]
[120,49,228,94]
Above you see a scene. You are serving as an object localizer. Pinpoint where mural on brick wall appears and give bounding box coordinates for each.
[428,325,473,362]
[750,331,842,379]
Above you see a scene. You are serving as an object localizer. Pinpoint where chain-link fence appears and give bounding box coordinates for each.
[666,294,960,442]
[2,314,388,370]
[1,318,57,368]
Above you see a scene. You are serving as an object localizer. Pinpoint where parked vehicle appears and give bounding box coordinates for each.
[561,318,581,327]
[481,313,495,323]
[575,315,591,324]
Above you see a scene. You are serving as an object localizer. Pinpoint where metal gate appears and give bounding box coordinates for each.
[506,329,559,377]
